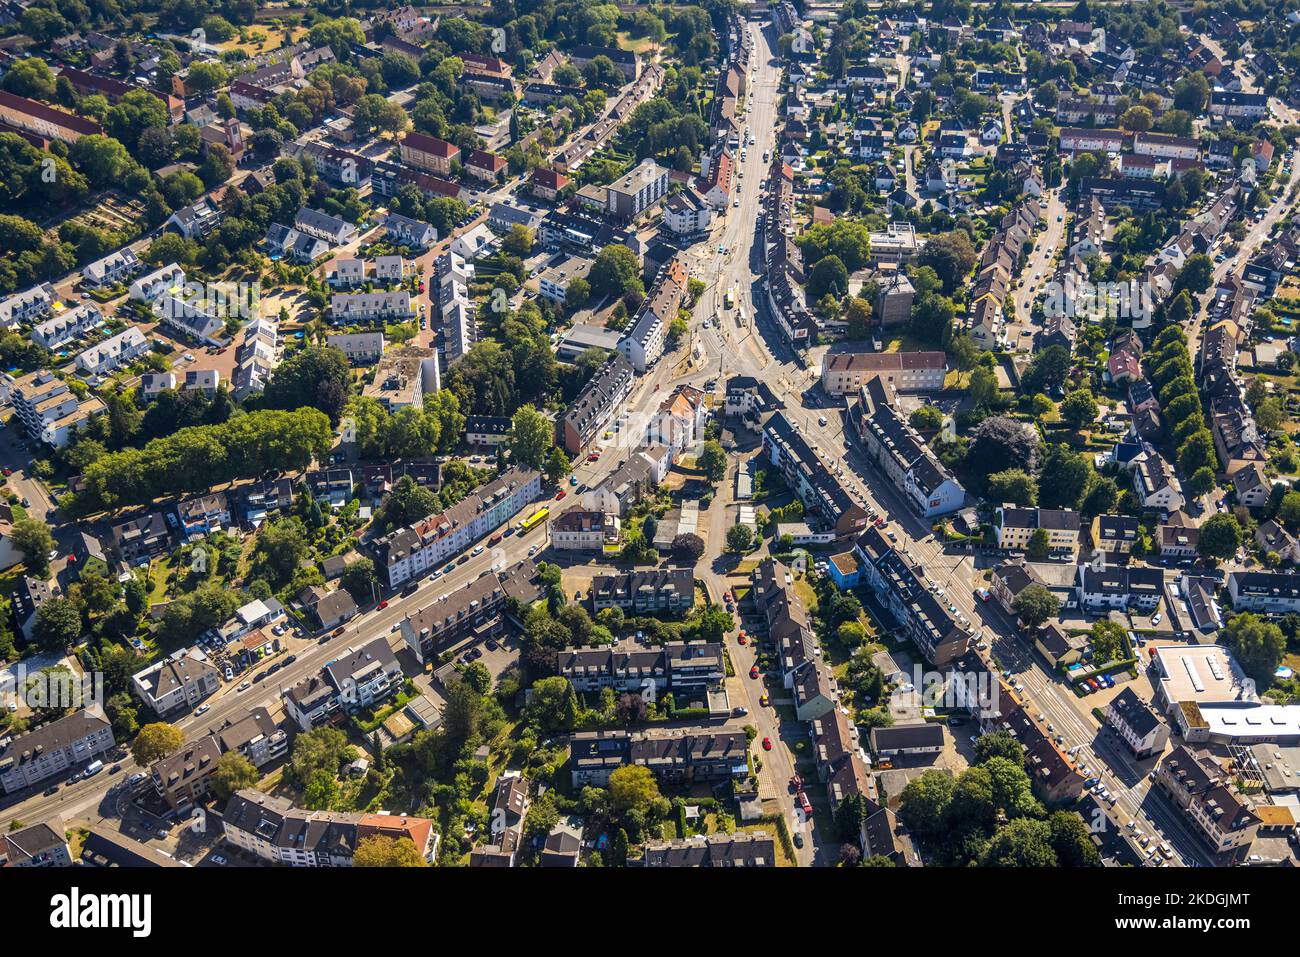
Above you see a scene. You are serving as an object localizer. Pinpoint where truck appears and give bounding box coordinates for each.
[797,790,813,815]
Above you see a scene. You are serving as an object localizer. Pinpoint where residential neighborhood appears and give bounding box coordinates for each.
[0,0,1299,903]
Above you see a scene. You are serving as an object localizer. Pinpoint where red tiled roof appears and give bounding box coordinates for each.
[403,131,459,157]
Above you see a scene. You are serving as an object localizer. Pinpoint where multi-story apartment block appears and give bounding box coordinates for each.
[0,90,104,143]
[1075,565,1164,612]
[569,728,748,787]
[763,411,868,538]
[589,568,696,615]
[560,352,635,455]
[131,648,222,715]
[1105,687,1170,758]
[398,559,539,663]
[995,506,1081,555]
[550,508,620,552]
[1090,514,1139,556]
[4,370,105,448]
[1226,571,1300,614]
[851,379,965,518]
[853,525,972,665]
[400,131,460,175]
[821,351,947,395]
[361,346,441,410]
[0,709,115,794]
[150,735,222,810]
[1155,746,1260,855]
[370,469,542,587]
[558,641,724,693]
[222,789,437,866]
[605,158,669,220]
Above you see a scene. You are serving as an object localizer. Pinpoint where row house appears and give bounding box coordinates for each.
[30,304,103,351]
[569,728,748,788]
[81,248,141,289]
[558,641,725,694]
[330,290,414,324]
[0,282,56,330]
[296,141,372,185]
[589,568,695,615]
[264,222,330,263]
[74,326,148,376]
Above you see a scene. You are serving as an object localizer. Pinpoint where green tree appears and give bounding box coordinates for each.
[510,404,553,470]
[726,523,755,553]
[10,517,54,577]
[607,764,660,815]
[1025,527,1051,561]
[210,752,260,801]
[33,597,81,653]
[1197,513,1242,560]
[353,834,429,866]
[986,469,1037,506]
[1224,613,1286,687]
[341,558,379,605]
[698,440,727,483]
[131,722,184,766]
[1059,390,1099,431]
[1012,584,1059,628]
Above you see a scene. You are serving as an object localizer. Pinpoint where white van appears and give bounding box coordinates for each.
[84,760,105,777]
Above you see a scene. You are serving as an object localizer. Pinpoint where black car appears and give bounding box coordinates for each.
[43,784,59,796]
[284,655,297,666]
[108,764,121,774]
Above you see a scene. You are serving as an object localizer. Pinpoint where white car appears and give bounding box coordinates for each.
[194,704,210,716]
[1151,614,1162,626]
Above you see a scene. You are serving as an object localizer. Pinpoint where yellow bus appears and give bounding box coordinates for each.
[724,287,735,309]
[519,507,550,532]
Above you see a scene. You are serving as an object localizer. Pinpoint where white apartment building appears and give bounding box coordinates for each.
[0,283,56,329]
[331,291,414,323]
[129,263,186,302]
[31,304,104,350]
[74,326,148,375]
[81,247,141,288]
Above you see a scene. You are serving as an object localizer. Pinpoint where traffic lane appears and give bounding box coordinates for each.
[10,504,547,826]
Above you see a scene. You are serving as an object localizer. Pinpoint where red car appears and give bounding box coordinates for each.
[1,468,10,477]
[762,737,772,751]
[587,451,600,461]
[737,635,747,645]
[749,665,759,679]
[724,591,732,602]
[376,600,389,610]
[555,490,566,500]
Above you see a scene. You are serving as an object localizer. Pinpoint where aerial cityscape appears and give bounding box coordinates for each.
[0,0,1298,880]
